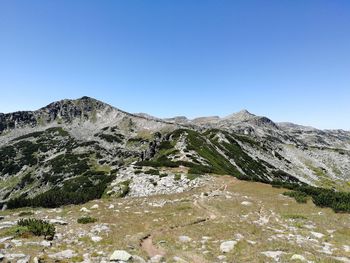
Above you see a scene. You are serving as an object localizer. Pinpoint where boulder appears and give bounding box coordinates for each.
[49,219,68,225]
[91,236,103,242]
[109,250,132,262]
[220,240,237,253]
[80,207,91,213]
[150,255,163,263]
[49,249,76,260]
[291,254,306,261]
[241,201,253,206]
[91,204,99,209]
[178,236,191,243]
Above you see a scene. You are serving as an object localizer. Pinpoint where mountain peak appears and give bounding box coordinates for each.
[224,109,256,121]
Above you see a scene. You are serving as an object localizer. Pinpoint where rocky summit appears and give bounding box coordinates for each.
[0,97,349,262]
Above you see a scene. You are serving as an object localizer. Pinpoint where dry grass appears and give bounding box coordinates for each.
[0,176,349,262]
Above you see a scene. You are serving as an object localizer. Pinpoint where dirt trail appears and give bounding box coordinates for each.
[140,234,165,258]
[193,199,218,220]
[140,177,236,261]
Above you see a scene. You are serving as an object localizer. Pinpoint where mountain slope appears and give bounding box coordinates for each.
[0,97,349,210]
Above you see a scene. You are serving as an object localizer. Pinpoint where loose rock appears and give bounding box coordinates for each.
[220,240,237,253]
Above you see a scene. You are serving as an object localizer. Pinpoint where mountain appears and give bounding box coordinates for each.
[0,97,349,210]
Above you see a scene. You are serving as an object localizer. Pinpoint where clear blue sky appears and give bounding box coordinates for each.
[0,1,349,129]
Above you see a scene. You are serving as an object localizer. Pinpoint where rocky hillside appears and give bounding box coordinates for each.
[0,97,349,209]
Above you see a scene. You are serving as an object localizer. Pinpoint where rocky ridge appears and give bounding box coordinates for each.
[0,96,349,208]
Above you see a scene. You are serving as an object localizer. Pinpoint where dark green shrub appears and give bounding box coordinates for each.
[145,169,160,175]
[77,216,97,224]
[283,191,308,203]
[174,174,182,181]
[186,174,200,180]
[7,173,115,209]
[158,141,173,151]
[17,218,55,240]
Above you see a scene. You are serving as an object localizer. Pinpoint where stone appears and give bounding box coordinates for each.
[150,255,163,263]
[91,204,99,209]
[109,250,132,262]
[11,239,22,246]
[40,240,52,247]
[91,236,103,242]
[178,236,192,243]
[92,224,110,234]
[173,256,188,263]
[0,236,13,242]
[4,254,26,260]
[49,219,68,225]
[131,255,146,263]
[241,201,253,206]
[261,251,285,261]
[291,254,306,261]
[17,256,30,263]
[80,207,91,213]
[217,255,226,260]
[49,250,76,260]
[310,231,325,239]
[220,240,237,253]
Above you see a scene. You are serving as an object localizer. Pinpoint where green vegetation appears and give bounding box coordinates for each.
[137,129,298,185]
[17,218,55,240]
[49,153,90,175]
[282,214,307,220]
[186,130,239,176]
[96,133,124,143]
[116,180,131,198]
[186,174,201,181]
[7,170,114,208]
[273,181,350,213]
[18,173,34,188]
[12,131,45,141]
[158,141,174,151]
[283,191,309,203]
[145,169,160,175]
[77,216,97,224]
[174,174,182,181]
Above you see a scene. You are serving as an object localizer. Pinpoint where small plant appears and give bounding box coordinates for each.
[77,216,97,224]
[17,218,55,240]
[186,174,200,181]
[174,174,182,181]
[145,169,160,175]
[282,214,307,220]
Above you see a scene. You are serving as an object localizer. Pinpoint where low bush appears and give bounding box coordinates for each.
[77,216,97,224]
[274,180,350,213]
[283,191,308,203]
[145,169,160,175]
[17,218,55,240]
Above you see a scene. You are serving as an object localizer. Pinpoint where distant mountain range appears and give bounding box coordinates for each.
[0,96,349,209]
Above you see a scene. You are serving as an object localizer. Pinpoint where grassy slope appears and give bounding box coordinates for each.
[1,176,349,262]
